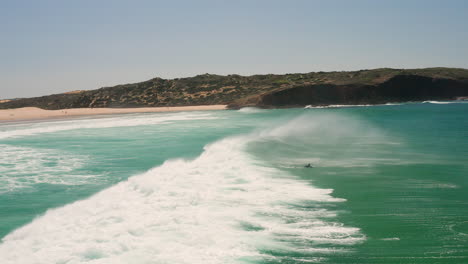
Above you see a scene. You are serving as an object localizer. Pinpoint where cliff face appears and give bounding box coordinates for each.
[1,68,468,110]
[255,75,468,107]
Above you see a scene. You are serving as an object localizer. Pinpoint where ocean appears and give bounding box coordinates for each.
[0,102,467,263]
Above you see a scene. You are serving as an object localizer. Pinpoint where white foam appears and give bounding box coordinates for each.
[0,112,219,139]
[238,107,264,113]
[422,100,453,104]
[0,145,97,193]
[305,104,372,109]
[0,130,364,263]
[381,237,400,241]
[305,103,406,109]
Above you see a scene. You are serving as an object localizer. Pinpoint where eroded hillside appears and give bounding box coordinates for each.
[1,68,468,110]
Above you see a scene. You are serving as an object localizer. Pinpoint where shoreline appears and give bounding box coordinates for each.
[0,105,227,123]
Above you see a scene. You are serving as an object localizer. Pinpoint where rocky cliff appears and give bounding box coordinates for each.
[1,68,468,110]
[253,74,468,108]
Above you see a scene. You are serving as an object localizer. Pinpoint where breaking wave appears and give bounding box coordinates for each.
[0,116,364,264]
[0,112,219,139]
[304,104,372,109]
[422,100,458,104]
[238,107,265,113]
[304,103,405,109]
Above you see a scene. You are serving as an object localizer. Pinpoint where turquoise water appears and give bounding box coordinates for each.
[0,102,467,263]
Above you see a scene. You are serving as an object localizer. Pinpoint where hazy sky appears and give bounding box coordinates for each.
[1,0,468,99]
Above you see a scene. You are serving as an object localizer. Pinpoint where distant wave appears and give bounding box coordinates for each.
[237,107,264,113]
[381,237,400,241]
[304,102,405,109]
[0,116,365,263]
[305,104,372,109]
[422,100,454,104]
[304,100,468,108]
[0,112,219,140]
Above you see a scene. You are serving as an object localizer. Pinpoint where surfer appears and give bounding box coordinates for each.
[304,163,313,168]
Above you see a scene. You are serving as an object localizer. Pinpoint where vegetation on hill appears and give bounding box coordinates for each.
[1,68,468,110]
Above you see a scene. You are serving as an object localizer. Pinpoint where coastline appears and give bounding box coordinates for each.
[0,105,227,122]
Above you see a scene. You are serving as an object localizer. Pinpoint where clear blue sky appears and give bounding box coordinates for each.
[1,0,467,98]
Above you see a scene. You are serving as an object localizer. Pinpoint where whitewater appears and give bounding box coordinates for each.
[1,103,467,263]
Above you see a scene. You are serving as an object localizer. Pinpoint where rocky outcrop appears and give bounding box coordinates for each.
[253,75,468,108]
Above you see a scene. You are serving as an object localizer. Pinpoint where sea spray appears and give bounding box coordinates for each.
[238,107,265,114]
[248,113,399,170]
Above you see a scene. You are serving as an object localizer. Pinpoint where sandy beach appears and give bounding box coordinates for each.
[0,105,227,122]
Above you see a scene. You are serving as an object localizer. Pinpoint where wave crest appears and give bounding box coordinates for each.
[0,126,364,263]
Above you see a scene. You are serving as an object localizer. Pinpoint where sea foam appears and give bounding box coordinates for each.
[238,107,264,113]
[0,120,364,263]
[0,112,218,140]
[0,145,95,193]
[422,100,453,104]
